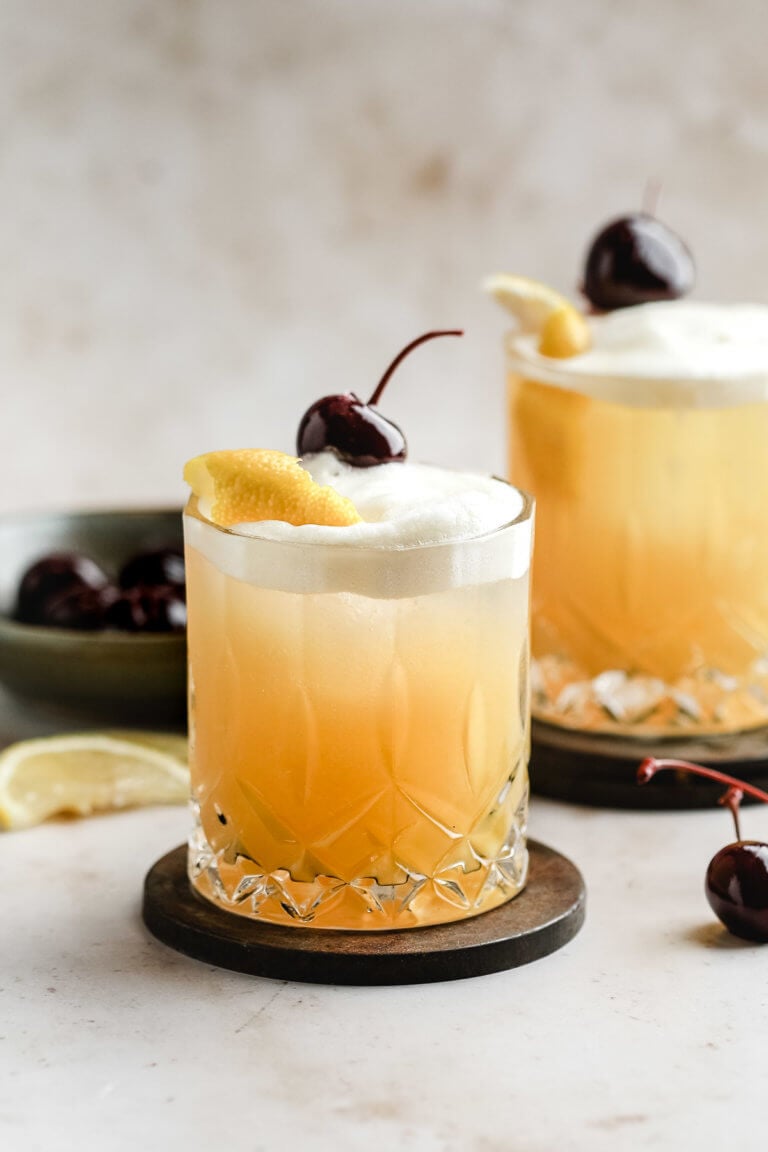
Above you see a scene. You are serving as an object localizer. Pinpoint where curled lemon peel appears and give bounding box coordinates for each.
[183,449,362,528]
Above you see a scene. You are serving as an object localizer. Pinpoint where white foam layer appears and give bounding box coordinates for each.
[185,457,532,598]
[508,302,768,407]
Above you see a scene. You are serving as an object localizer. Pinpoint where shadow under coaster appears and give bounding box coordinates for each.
[142,840,585,986]
[530,718,768,809]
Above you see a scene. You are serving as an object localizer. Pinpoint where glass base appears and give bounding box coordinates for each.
[532,654,768,736]
[187,794,529,932]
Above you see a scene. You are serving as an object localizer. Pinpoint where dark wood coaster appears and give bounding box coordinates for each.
[142,840,585,986]
[531,718,768,809]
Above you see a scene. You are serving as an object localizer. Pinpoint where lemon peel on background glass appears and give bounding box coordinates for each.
[484,273,591,358]
[538,305,592,358]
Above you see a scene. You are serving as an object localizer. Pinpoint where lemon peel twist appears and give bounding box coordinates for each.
[184,449,362,528]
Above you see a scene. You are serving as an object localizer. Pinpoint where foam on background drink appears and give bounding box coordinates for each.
[183,378,533,930]
[490,249,768,736]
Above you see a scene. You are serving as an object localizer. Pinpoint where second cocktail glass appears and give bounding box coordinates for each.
[506,331,768,735]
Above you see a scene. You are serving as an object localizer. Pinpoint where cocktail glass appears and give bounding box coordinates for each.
[183,489,534,930]
[506,340,768,735]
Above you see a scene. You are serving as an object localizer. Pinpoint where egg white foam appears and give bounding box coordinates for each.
[186,456,532,599]
[508,302,768,407]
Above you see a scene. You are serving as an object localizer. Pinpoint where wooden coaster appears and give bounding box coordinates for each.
[531,718,768,809]
[142,840,585,986]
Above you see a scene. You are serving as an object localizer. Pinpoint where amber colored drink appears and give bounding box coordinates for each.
[184,498,533,930]
[508,365,768,735]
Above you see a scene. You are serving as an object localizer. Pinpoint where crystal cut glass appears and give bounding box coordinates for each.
[183,491,533,930]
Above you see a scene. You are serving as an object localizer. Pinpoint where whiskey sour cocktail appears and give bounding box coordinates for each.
[183,334,534,930]
[489,214,768,736]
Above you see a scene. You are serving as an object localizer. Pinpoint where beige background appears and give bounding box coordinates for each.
[1,0,767,512]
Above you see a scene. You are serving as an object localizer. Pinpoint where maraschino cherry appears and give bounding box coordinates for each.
[119,547,185,593]
[583,213,695,311]
[638,758,768,942]
[297,330,463,467]
[15,553,110,626]
[13,548,187,633]
[105,585,187,633]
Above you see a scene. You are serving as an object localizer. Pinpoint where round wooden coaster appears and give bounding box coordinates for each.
[531,718,768,809]
[142,840,585,986]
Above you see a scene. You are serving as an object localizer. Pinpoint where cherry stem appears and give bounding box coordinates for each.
[368,330,463,407]
[638,757,768,806]
[720,786,744,841]
[642,177,662,216]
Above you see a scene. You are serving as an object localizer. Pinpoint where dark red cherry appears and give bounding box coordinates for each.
[119,548,185,592]
[639,758,768,943]
[706,843,768,943]
[105,585,186,633]
[146,587,186,632]
[41,584,118,630]
[297,394,406,468]
[15,552,109,625]
[583,213,695,311]
[296,330,463,467]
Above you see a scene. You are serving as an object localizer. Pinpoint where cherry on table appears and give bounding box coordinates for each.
[706,841,768,943]
[296,329,463,467]
[638,758,768,943]
[15,553,109,625]
[583,213,695,311]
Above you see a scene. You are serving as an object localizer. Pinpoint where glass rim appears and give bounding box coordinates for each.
[184,483,534,557]
[505,330,768,396]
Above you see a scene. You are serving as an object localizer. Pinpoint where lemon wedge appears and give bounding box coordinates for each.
[483,274,573,331]
[484,273,592,358]
[538,305,592,358]
[0,731,189,831]
[184,449,361,529]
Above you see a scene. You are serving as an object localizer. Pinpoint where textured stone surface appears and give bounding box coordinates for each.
[1,0,767,511]
[3,797,768,1151]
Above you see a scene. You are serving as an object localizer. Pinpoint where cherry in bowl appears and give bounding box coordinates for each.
[106,585,187,633]
[0,508,187,728]
[119,547,185,593]
[12,544,186,633]
[15,553,109,626]
[42,584,118,631]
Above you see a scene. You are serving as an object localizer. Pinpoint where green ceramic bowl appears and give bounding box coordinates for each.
[0,509,186,729]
